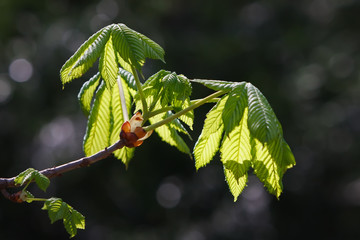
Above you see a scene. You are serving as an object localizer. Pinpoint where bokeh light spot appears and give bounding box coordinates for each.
[8,58,33,82]
[156,182,182,208]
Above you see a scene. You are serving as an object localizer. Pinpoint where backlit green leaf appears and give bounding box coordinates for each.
[60,26,111,85]
[177,98,194,130]
[78,72,101,115]
[161,73,192,108]
[194,96,228,169]
[118,67,137,97]
[14,168,50,192]
[165,111,192,140]
[252,137,284,198]
[42,198,85,238]
[246,83,281,142]
[99,34,118,88]
[222,83,247,135]
[220,108,252,201]
[83,82,112,156]
[112,24,165,72]
[149,103,190,154]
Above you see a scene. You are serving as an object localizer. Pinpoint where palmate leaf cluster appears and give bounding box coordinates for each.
[61,23,165,167]
[42,198,85,238]
[192,80,295,200]
[56,22,296,237]
[134,70,194,154]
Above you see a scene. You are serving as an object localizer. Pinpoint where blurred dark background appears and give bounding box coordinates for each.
[1,0,360,239]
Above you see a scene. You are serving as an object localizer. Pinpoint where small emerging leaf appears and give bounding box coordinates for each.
[42,198,85,238]
[14,168,50,192]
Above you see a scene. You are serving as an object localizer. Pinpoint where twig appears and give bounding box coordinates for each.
[0,139,125,190]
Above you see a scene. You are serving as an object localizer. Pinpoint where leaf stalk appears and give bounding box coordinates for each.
[131,66,148,116]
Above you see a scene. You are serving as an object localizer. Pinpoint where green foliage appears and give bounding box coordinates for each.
[60,23,165,88]
[194,80,295,200]
[14,168,50,192]
[42,198,85,238]
[135,71,194,154]
[78,72,101,115]
[56,22,296,236]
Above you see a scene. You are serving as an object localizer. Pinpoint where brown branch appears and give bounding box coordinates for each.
[0,139,125,190]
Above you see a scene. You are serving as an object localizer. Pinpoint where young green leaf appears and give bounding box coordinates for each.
[154,123,190,154]
[148,102,191,154]
[118,67,137,97]
[161,73,192,108]
[193,95,228,169]
[222,83,247,135]
[165,111,192,140]
[220,108,252,201]
[246,83,281,143]
[252,137,294,198]
[83,82,112,156]
[60,25,111,85]
[61,23,164,87]
[137,70,170,110]
[99,34,118,88]
[14,168,50,192]
[177,98,194,130]
[112,24,165,72]
[22,190,35,203]
[42,198,85,238]
[78,72,101,115]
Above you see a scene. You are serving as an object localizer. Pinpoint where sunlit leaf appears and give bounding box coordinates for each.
[222,83,247,135]
[193,96,228,169]
[14,168,50,192]
[118,67,137,97]
[99,34,118,88]
[83,82,112,156]
[60,26,111,85]
[165,111,192,140]
[177,98,194,130]
[149,102,190,154]
[246,83,281,142]
[42,198,85,238]
[112,24,165,72]
[220,108,252,201]
[78,72,101,115]
[161,73,192,108]
[61,23,164,86]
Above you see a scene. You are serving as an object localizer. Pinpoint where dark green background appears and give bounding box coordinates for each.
[1,0,360,239]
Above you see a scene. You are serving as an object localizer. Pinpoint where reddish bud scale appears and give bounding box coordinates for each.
[119,111,152,148]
